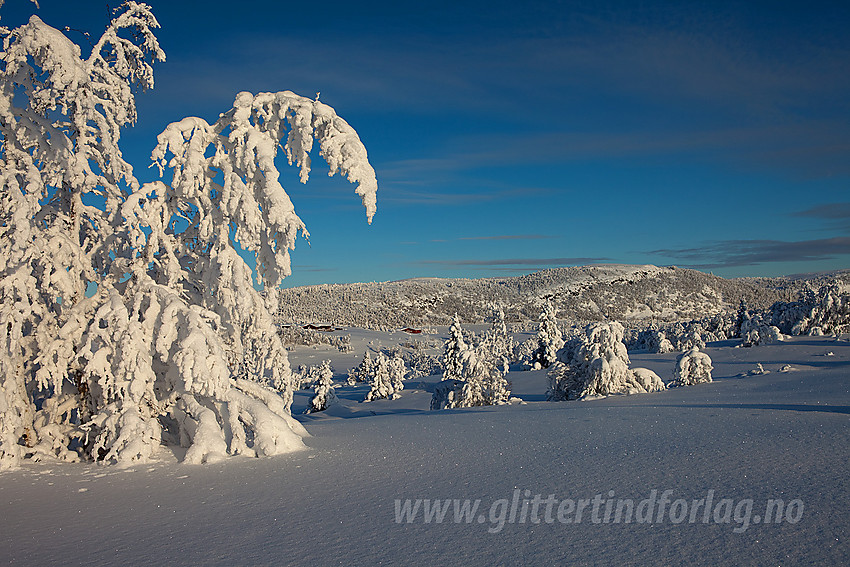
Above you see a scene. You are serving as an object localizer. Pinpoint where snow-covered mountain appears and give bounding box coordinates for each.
[277,264,837,329]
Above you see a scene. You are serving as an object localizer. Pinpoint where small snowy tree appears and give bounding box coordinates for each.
[300,360,334,390]
[363,352,404,402]
[742,322,784,347]
[347,350,376,385]
[433,312,511,409]
[533,301,564,369]
[484,306,513,370]
[0,4,378,468]
[305,371,338,414]
[645,329,675,354]
[630,368,665,393]
[442,314,469,381]
[670,348,713,386]
[513,336,540,369]
[388,353,407,393]
[733,299,748,338]
[431,350,510,409]
[547,321,664,400]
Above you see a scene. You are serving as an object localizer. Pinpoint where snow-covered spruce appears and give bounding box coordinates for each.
[442,314,469,381]
[305,372,338,414]
[790,284,850,336]
[347,351,376,385]
[547,322,665,401]
[733,299,749,338]
[670,348,714,387]
[485,306,514,371]
[363,353,406,402]
[642,329,675,354]
[432,314,511,409]
[430,379,465,411]
[298,360,334,390]
[0,5,377,468]
[533,301,564,369]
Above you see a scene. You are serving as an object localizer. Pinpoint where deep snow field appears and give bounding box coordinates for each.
[1,329,848,566]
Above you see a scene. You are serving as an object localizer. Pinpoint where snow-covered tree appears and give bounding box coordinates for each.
[347,350,376,386]
[363,352,404,402]
[670,348,713,386]
[547,321,664,400]
[533,301,563,369]
[484,306,513,370]
[513,336,540,369]
[791,284,850,336]
[299,360,334,390]
[741,321,784,347]
[432,312,511,409]
[733,299,748,338]
[430,379,466,411]
[305,371,338,414]
[442,314,469,381]
[430,348,511,409]
[644,329,675,354]
[630,368,666,393]
[0,4,377,468]
[388,353,407,393]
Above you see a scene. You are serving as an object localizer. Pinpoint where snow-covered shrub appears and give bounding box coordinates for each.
[645,330,675,354]
[430,379,465,410]
[533,302,564,369]
[547,322,663,400]
[740,363,769,377]
[740,314,784,347]
[742,324,784,347]
[670,348,713,386]
[630,368,666,393]
[677,328,706,351]
[0,5,377,468]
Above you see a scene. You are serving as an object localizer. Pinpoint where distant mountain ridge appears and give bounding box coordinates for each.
[276,264,845,329]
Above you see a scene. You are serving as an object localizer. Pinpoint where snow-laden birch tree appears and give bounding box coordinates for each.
[0,2,377,469]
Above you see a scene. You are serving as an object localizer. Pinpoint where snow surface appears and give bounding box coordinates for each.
[1,332,848,566]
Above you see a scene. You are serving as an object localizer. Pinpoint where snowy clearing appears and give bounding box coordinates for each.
[1,333,848,566]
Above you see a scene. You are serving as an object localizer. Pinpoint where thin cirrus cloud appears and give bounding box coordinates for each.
[794,203,850,224]
[651,237,850,269]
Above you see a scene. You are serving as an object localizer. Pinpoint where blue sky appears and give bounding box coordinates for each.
[4,0,850,286]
